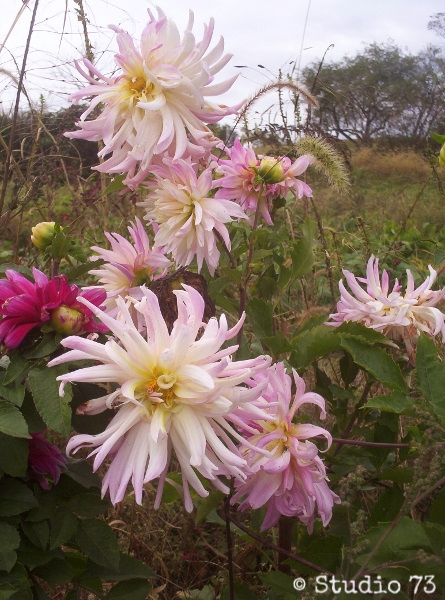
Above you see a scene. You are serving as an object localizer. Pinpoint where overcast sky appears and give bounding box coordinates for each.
[1,0,443,118]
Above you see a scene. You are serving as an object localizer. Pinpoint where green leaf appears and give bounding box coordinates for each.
[32,558,74,585]
[0,479,37,516]
[290,217,316,279]
[76,518,120,571]
[106,579,152,600]
[261,333,292,356]
[364,391,412,414]
[335,321,389,344]
[81,553,155,582]
[24,333,63,360]
[19,392,46,434]
[50,232,72,261]
[195,490,224,525]
[0,523,20,572]
[66,493,109,517]
[63,458,101,489]
[339,336,406,391]
[430,131,445,144]
[368,486,405,526]
[63,259,104,282]
[2,355,30,386]
[49,509,78,550]
[290,326,340,369]
[0,563,32,600]
[416,333,445,422]
[260,572,296,599]
[21,520,50,551]
[0,401,29,439]
[29,366,72,436]
[246,298,274,338]
[0,434,28,477]
[221,582,257,600]
[0,379,25,408]
[104,174,127,195]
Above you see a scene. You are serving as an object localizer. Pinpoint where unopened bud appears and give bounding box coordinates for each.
[440,143,445,167]
[50,305,84,335]
[258,157,285,184]
[31,222,57,250]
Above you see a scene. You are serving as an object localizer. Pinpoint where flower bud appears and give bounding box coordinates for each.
[258,157,285,184]
[440,143,445,167]
[31,222,57,250]
[50,305,84,335]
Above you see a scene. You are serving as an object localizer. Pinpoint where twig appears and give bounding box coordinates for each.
[0,0,39,217]
[224,497,235,600]
[228,514,333,575]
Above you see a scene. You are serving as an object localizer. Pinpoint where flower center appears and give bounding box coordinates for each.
[125,76,155,101]
[133,267,154,287]
[136,370,178,414]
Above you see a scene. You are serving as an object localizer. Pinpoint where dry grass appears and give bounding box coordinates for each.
[350,147,431,181]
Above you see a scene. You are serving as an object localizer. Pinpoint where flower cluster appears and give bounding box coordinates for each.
[329,256,445,356]
[17,6,338,535]
[0,268,107,348]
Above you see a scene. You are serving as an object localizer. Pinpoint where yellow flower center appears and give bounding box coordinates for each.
[124,75,155,102]
[136,369,178,415]
[133,267,154,287]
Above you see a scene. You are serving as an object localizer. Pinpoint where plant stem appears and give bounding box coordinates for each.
[224,497,235,600]
[228,514,332,575]
[0,0,39,218]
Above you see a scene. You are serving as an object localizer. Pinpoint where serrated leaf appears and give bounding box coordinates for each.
[364,391,412,414]
[195,490,224,525]
[32,558,74,585]
[21,520,50,550]
[63,259,104,282]
[106,579,152,600]
[49,509,78,550]
[246,298,274,338]
[335,321,390,344]
[0,401,29,438]
[416,333,445,422]
[0,434,28,477]
[29,366,72,436]
[290,217,315,279]
[104,174,127,194]
[67,493,109,517]
[24,333,63,360]
[81,553,155,582]
[77,519,120,571]
[0,563,32,600]
[0,523,20,572]
[0,378,25,407]
[64,458,101,489]
[0,480,37,517]
[339,336,406,391]
[3,355,31,386]
[262,333,292,356]
[260,572,296,599]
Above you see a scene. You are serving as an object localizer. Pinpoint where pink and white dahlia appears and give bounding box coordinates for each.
[89,218,171,316]
[214,139,314,224]
[65,7,241,189]
[231,362,339,532]
[48,286,270,509]
[328,256,445,355]
[139,158,246,275]
[0,268,107,348]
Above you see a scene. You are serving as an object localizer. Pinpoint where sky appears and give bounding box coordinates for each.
[0,0,443,121]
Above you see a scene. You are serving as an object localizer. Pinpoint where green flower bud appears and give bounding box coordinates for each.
[257,157,285,184]
[31,222,57,250]
[440,143,445,167]
[50,306,84,335]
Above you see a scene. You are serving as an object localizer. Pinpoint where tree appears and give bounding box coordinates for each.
[303,43,445,143]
